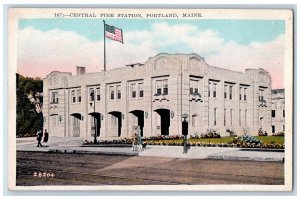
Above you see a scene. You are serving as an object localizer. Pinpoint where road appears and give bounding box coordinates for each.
[16,151,284,186]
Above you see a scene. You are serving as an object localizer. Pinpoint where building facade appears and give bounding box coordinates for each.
[271,89,285,134]
[43,53,272,139]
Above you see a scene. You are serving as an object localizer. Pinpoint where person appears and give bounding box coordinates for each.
[137,126,143,151]
[36,130,43,147]
[132,127,138,151]
[43,129,49,147]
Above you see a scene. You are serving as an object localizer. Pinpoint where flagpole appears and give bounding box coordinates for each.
[103,20,106,72]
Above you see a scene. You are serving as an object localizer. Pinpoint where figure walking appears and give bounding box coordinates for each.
[132,127,138,151]
[43,129,49,147]
[36,130,43,147]
[137,126,143,151]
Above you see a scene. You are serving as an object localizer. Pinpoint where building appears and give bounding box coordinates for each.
[271,89,285,134]
[43,53,272,139]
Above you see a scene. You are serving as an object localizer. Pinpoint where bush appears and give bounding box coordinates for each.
[226,129,237,137]
[200,129,221,138]
[273,131,284,136]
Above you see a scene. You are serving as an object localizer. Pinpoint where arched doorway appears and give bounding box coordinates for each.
[88,112,101,137]
[108,111,122,137]
[70,113,82,137]
[154,108,170,135]
[129,110,144,137]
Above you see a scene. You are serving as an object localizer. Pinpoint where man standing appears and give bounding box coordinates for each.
[43,129,49,147]
[36,130,43,147]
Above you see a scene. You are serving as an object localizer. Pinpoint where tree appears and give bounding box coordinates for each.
[16,74,43,137]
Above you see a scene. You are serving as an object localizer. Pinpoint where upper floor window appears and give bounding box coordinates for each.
[89,88,95,101]
[240,86,248,101]
[259,89,264,101]
[77,89,81,102]
[138,83,144,98]
[51,92,58,104]
[190,79,199,95]
[224,85,227,99]
[229,85,233,100]
[109,86,114,100]
[117,85,121,99]
[209,81,217,98]
[272,110,276,118]
[96,87,100,101]
[155,79,168,95]
[71,90,76,103]
[131,83,137,98]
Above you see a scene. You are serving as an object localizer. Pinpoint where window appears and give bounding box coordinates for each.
[96,87,100,101]
[283,125,285,131]
[283,110,285,117]
[109,86,114,100]
[214,108,217,126]
[272,125,275,133]
[71,90,76,103]
[131,83,137,98]
[51,92,58,103]
[163,80,168,95]
[89,88,95,101]
[259,89,264,101]
[117,85,121,99]
[155,79,168,95]
[208,82,211,97]
[138,83,144,98]
[77,89,81,102]
[229,85,233,100]
[192,115,197,127]
[224,109,226,126]
[272,110,276,118]
[190,79,199,95]
[224,85,227,99]
[239,87,242,100]
[213,83,217,98]
[244,88,247,101]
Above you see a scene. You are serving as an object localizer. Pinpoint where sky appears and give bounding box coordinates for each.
[17,19,285,89]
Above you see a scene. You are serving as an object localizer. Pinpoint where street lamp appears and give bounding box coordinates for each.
[182,113,189,154]
[90,91,97,144]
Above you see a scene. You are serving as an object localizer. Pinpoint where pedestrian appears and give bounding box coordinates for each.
[137,126,143,152]
[43,129,49,147]
[36,130,43,147]
[132,127,138,151]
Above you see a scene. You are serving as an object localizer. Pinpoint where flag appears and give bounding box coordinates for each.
[105,24,123,43]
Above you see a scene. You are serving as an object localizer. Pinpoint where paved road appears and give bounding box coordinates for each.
[16,151,284,186]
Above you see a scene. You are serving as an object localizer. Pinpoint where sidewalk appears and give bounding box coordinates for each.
[16,137,285,162]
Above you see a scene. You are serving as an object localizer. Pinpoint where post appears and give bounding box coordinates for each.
[182,114,189,154]
[93,95,97,144]
[103,20,106,72]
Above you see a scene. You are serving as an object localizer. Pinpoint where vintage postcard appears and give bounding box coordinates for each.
[7,8,293,191]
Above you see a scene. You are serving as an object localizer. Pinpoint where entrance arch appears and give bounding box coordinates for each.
[108,111,122,137]
[88,112,101,137]
[154,108,170,135]
[129,110,144,137]
[70,113,82,137]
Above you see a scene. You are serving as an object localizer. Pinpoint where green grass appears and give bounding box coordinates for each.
[256,136,284,144]
[145,136,284,145]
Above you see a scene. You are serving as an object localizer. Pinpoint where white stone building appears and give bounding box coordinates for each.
[43,53,272,139]
[271,89,285,134]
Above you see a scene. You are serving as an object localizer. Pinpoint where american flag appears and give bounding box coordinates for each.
[105,24,123,43]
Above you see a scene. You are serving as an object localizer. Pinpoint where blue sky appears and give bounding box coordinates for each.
[18,18,286,88]
[19,19,285,45]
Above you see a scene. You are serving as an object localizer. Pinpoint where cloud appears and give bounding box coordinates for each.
[17,22,285,88]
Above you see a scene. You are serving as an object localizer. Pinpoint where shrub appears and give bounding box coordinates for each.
[201,129,221,138]
[226,129,237,137]
[273,131,284,136]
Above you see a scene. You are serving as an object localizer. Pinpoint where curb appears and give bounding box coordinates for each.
[48,149,139,156]
[207,155,284,162]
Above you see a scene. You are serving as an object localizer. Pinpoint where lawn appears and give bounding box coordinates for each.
[144,136,284,145]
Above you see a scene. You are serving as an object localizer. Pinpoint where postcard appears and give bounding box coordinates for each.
[7,8,293,191]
